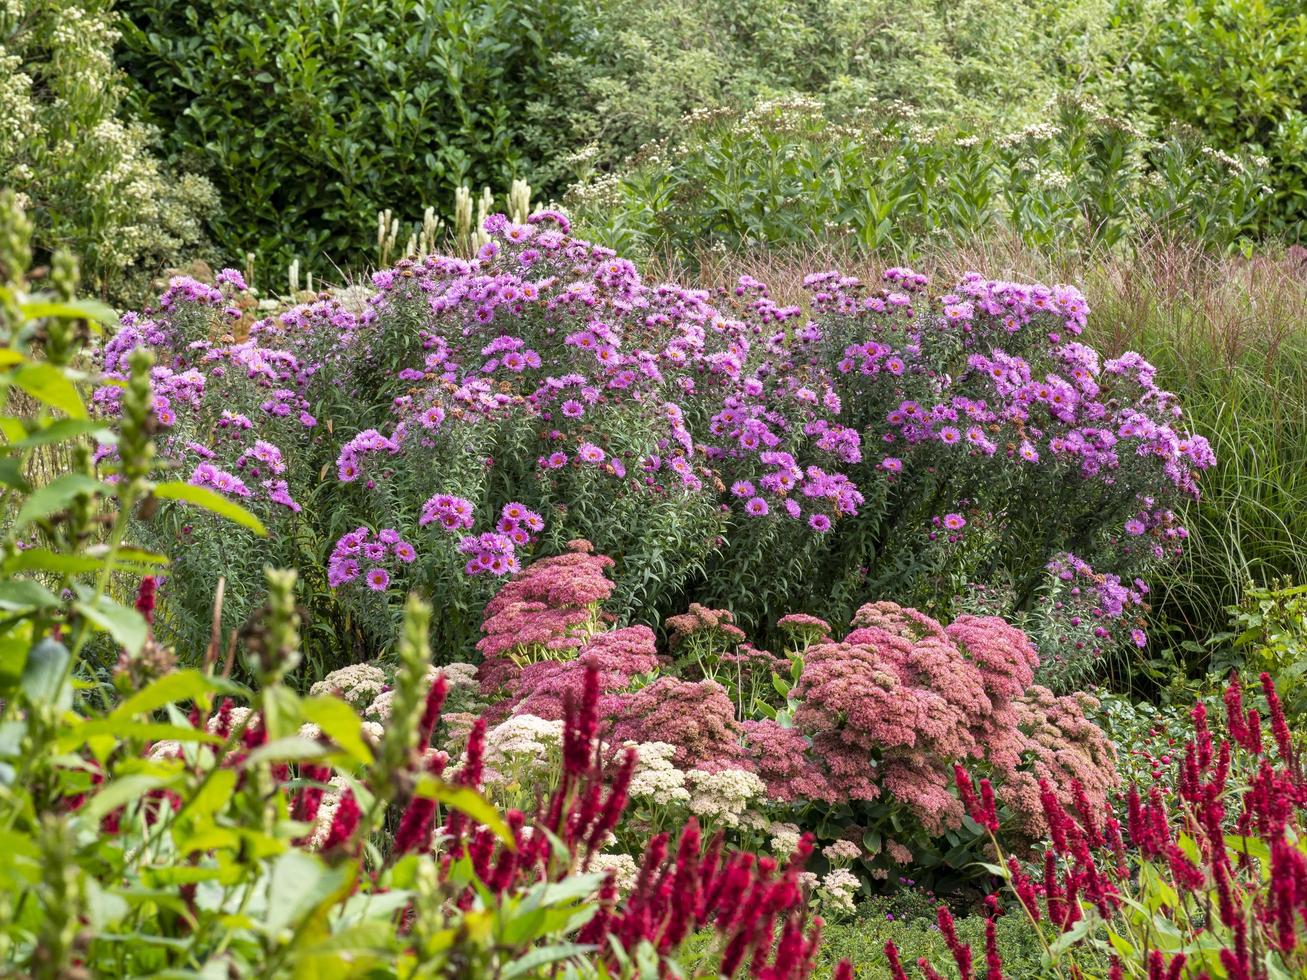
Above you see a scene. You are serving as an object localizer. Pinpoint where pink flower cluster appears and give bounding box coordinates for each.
[475,540,617,692]
[792,601,1116,837]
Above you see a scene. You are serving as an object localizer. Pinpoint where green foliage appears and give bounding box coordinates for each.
[1126,0,1307,239]
[1215,581,1307,725]
[815,900,1050,977]
[568,96,1270,263]
[117,0,585,275]
[0,0,215,304]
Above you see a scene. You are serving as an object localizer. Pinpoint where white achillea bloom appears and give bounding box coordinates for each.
[484,714,564,771]
[310,663,387,707]
[366,689,395,720]
[822,839,862,863]
[626,741,689,805]
[818,869,861,915]
[589,852,639,893]
[437,662,479,689]
[769,822,802,858]
[684,768,765,826]
[207,705,253,735]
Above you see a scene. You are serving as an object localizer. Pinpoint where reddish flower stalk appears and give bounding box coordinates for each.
[936,906,973,979]
[417,674,448,746]
[1260,672,1294,762]
[321,788,360,852]
[984,912,1005,980]
[884,941,910,980]
[134,576,157,624]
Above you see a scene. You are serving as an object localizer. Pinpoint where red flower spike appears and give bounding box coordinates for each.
[984,914,1005,980]
[417,674,448,746]
[1260,672,1293,761]
[936,906,973,978]
[321,788,360,852]
[134,576,157,624]
[883,941,911,980]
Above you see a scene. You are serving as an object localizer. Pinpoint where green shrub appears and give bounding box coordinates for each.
[568,96,1270,263]
[117,0,584,274]
[1126,0,1307,239]
[0,0,214,303]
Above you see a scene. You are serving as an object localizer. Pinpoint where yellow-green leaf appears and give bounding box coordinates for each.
[301,695,374,765]
[13,362,86,419]
[151,481,267,536]
[414,776,515,849]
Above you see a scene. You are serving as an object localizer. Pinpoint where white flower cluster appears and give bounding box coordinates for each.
[299,720,383,744]
[817,869,861,916]
[311,663,387,708]
[685,768,765,827]
[627,741,690,806]
[437,662,479,689]
[769,821,803,859]
[822,839,862,864]
[588,852,639,894]
[484,714,564,780]
[207,705,254,735]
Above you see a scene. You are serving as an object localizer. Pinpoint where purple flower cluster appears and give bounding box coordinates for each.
[328,527,417,590]
[419,493,476,531]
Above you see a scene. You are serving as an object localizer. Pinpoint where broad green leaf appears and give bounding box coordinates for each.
[59,721,222,751]
[113,669,215,719]
[85,878,131,930]
[21,638,72,711]
[414,776,514,849]
[14,473,105,529]
[176,768,237,824]
[13,362,87,418]
[82,773,172,822]
[4,548,104,575]
[19,299,119,330]
[152,481,267,536]
[0,579,59,611]
[301,695,374,765]
[0,458,30,491]
[265,851,350,934]
[6,418,116,449]
[74,591,148,655]
[503,943,596,978]
[245,736,331,765]
[261,685,302,741]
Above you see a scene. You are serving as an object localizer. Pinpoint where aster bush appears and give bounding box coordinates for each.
[103,211,1213,678]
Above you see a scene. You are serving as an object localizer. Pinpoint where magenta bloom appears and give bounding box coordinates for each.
[745,497,769,517]
[943,513,967,530]
[809,513,832,532]
[578,442,605,463]
[365,568,390,591]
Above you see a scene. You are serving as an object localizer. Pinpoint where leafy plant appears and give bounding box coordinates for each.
[0,0,215,304]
